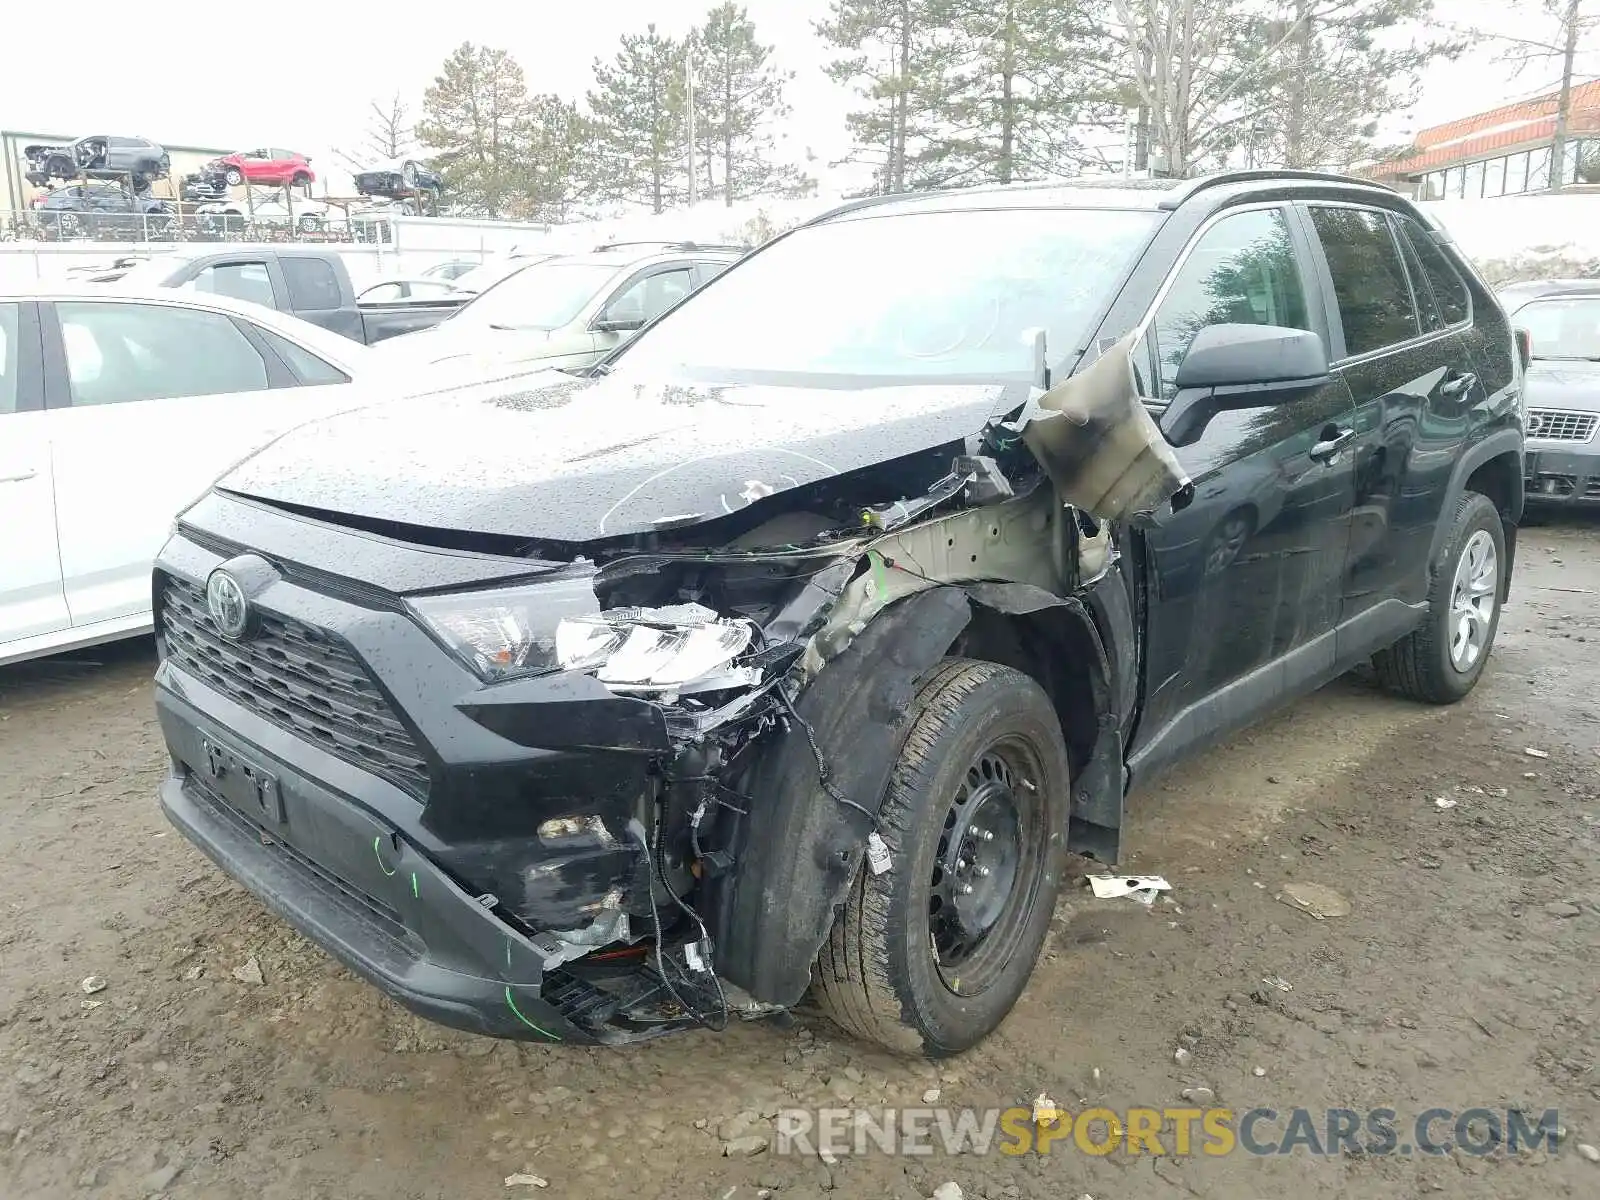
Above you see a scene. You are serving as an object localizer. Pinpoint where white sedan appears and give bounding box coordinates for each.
[0,286,376,666]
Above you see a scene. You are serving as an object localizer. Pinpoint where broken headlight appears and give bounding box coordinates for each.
[407,575,601,682]
[556,603,755,692]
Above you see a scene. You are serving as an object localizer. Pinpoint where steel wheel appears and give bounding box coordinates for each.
[1449,529,1497,672]
[928,735,1047,997]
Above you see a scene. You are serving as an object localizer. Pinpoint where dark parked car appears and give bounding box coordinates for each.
[152,171,1523,1057]
[34,184,174,240]
[115,246,467,343]
[1498,279,1600,505]
[354,158,443,200]
[24,135,169,187]
[181,168,231,203]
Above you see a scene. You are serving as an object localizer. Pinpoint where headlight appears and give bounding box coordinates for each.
[557,603,755,692]
[407,574,601,681]
[409,580,758,693]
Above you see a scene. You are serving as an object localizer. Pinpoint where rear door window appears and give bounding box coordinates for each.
[254,327,351,385]
[1397,220,1471,327]
[55,302,270,407]
[280,257,343,310]
[190,261,277,309]
[1306,206,1421,356]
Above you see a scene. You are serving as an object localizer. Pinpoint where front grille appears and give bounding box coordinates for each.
[1527,409,1598,442]
[160,575,430,798]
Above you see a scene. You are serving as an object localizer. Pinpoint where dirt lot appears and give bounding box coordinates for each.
[2,518,1598,1200]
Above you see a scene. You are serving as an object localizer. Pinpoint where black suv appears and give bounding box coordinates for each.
[152,171,1523,1056]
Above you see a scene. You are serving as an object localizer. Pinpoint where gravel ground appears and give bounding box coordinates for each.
[1,518,1597,1200]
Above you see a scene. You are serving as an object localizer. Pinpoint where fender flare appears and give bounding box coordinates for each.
[1426,426,1523,593]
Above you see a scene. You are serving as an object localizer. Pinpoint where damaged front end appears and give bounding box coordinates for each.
[396,349,1189,1042]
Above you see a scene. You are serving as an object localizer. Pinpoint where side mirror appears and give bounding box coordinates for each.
[1162,323,1331,446]
[593,313,645,334]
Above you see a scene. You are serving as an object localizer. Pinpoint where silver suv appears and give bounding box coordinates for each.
[373,241,743,374]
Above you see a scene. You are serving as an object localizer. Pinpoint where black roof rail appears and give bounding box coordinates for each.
[1157,169,1395,209]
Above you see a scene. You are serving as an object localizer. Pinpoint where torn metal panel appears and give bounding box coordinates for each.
[1012,331,1189,521]
[802,485,1072,676]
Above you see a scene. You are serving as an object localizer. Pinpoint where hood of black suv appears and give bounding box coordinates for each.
[217,371,1013,541]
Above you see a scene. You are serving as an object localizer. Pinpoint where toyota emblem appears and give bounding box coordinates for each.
[205,570,250,640]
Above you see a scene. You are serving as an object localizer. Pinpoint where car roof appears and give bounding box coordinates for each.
[807,170,1401,223]
[546,244,743,269]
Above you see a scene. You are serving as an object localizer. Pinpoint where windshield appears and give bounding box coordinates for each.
[448,260,618,330]
[1514,296,1600,361]
[613,206,1160,382]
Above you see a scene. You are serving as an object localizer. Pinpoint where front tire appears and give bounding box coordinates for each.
[224,167,243,186]
[812,658,1071,1056]
[1372,491,1505,703]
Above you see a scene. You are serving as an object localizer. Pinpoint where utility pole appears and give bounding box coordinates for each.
[1550,0,1582,192]
[686,50,698,207]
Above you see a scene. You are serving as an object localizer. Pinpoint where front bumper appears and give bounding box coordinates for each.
[157,673,582,1043]
[1525,445,1600,505]
[150,506,702,1044]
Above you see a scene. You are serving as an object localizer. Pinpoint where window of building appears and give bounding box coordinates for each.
[1420,172,1445,200]
[1463,160,1485,198]
[1505,151,1530,195]
[1576,140,1600,184]
[1528,146,1552,190]
[1483,156,1507,197]
[1445,165,1465,198]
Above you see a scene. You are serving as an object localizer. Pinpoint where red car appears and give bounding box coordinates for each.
[214,148,315,189]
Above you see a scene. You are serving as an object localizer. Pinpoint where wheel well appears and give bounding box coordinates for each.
[1465,451,1522,599]
[1466,452,1520,528]
[947,605,1103,783]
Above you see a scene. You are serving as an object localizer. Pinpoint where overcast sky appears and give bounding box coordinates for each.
[5,0,1596,190]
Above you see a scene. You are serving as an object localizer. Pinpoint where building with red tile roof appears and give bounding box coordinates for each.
[1365,78,1600,198]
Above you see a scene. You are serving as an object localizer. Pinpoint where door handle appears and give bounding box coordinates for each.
[1309,428,1355,464]
[1438,372,1477,398]
[0,469,38,484]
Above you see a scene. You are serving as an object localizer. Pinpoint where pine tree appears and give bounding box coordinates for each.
[927,0,1120,186]
[587,25,690,213]
[416,43,537,217]
[514,96,599,222]
[692,4,814,205]
[817,0,955,193]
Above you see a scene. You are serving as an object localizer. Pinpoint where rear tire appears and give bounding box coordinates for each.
[811,658,1071,1056]
[1372,491,1505,704]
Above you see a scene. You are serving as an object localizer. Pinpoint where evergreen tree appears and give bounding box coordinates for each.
[587,25,690,213]
[927,0,1120,186]
[416,43,539,217]
[692,4,814,204]
[816,0,955,193]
